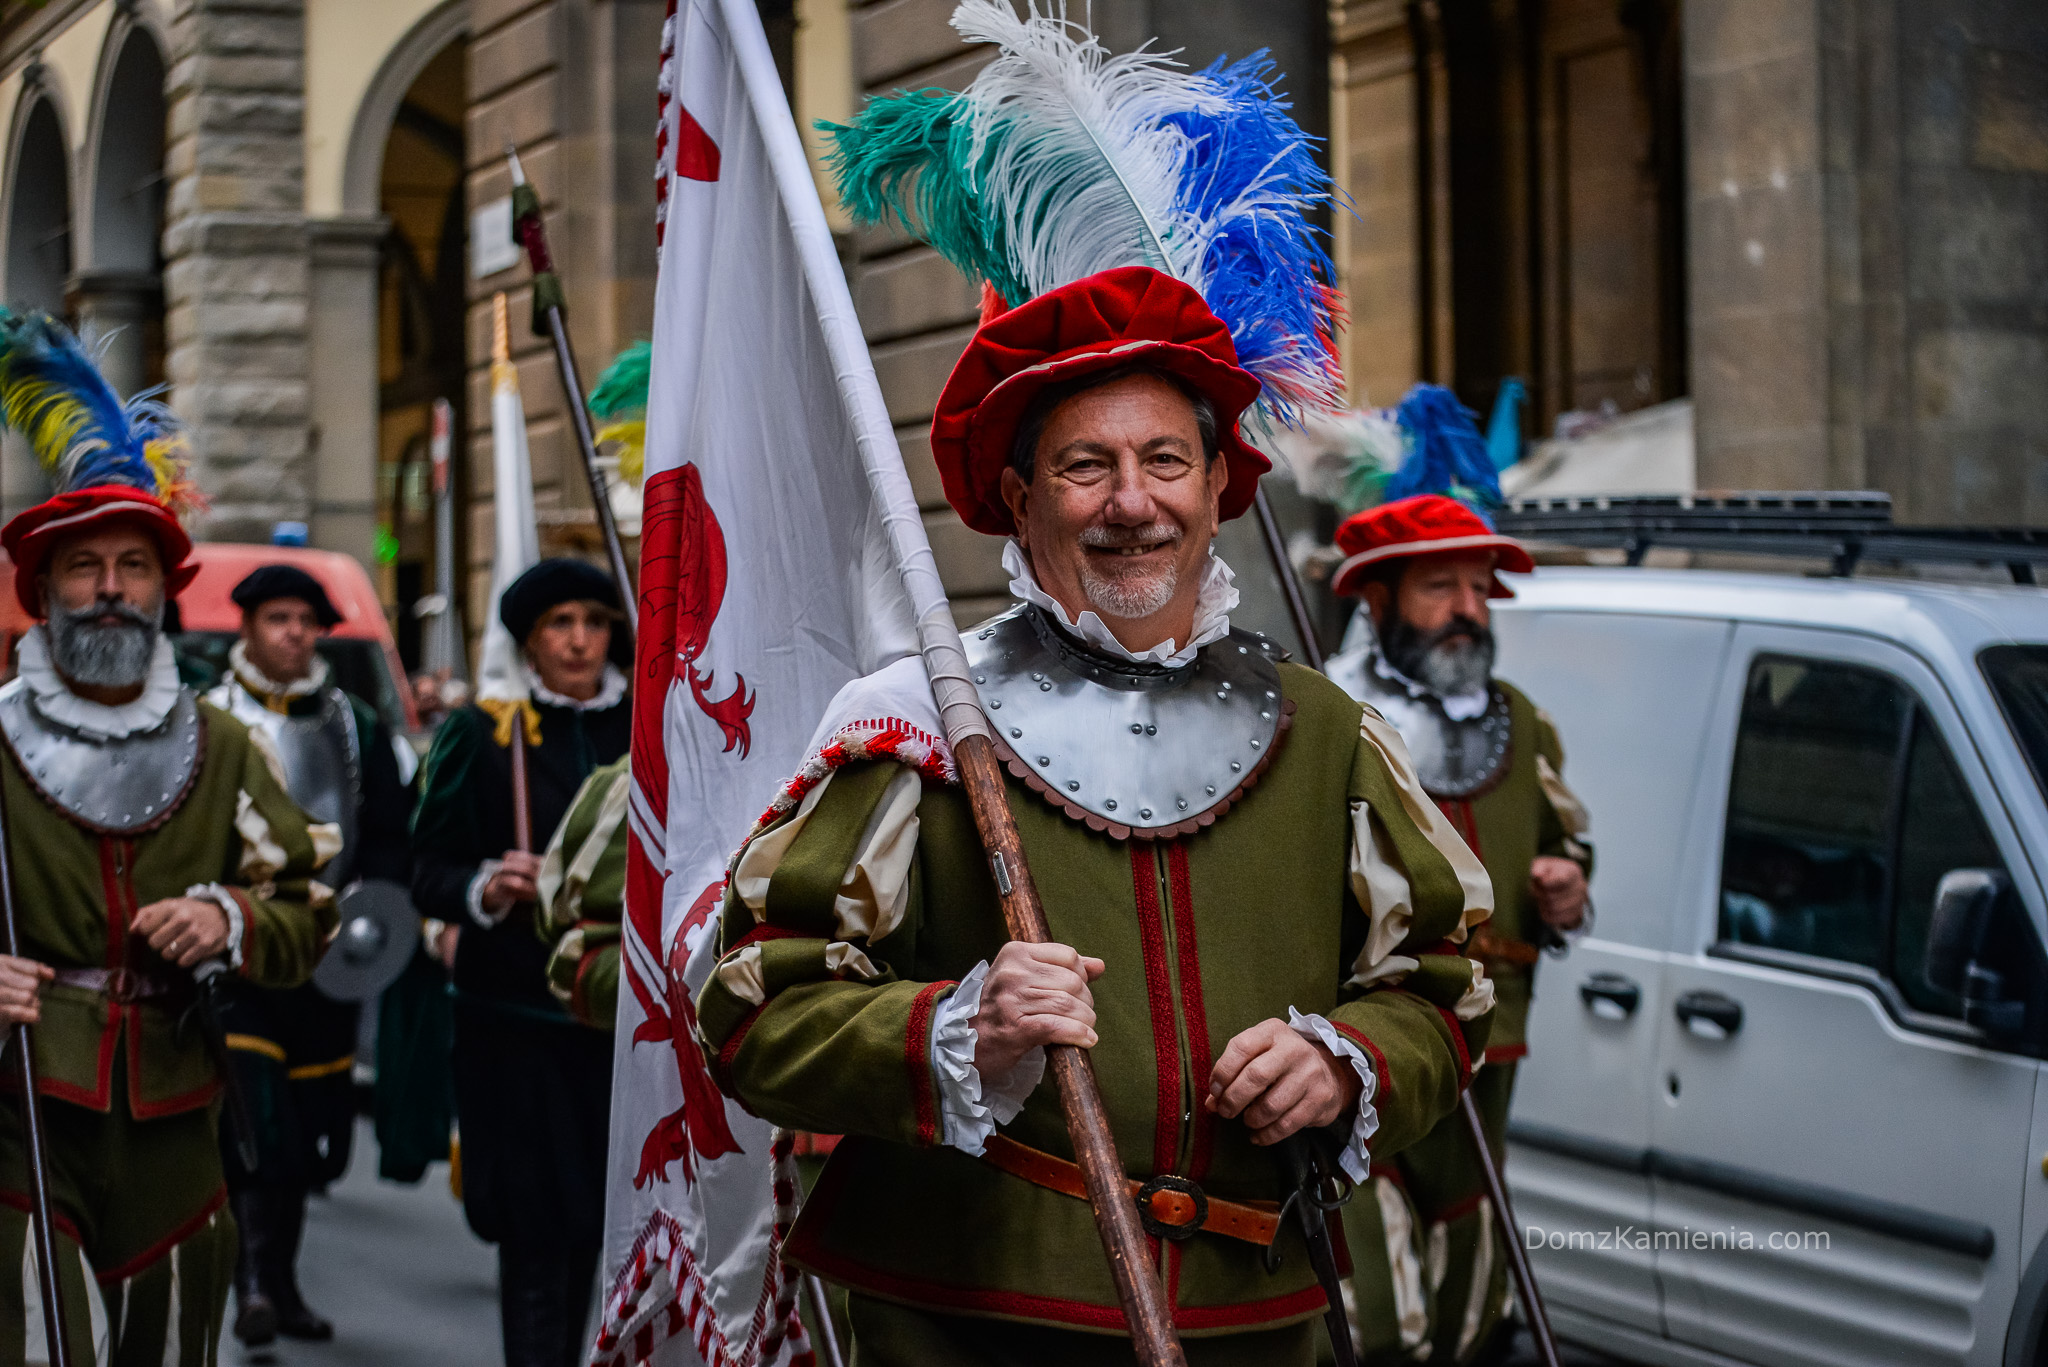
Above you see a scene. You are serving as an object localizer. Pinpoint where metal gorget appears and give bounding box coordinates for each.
[266,688,363,887]
[963,604,1290,839]
[0,682,204,834]
[1349,665,1511,800]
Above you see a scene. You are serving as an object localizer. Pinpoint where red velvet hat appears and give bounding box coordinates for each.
[931,267,1270,537]
[1,485,197,619]
[1331,494,1533,599]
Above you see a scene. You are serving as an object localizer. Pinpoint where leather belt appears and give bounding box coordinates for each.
[50,967,181,1005]
[981,1134,1281,1247]
[1467,926,1541,967]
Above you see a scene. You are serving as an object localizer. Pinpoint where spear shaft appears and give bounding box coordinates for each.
[505,147,640,641]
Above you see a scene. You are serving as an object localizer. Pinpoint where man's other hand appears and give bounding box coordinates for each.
[0,955,51,1024]
[1207,1018,1362,1147]
[481,851,545,915]
[1529,855,1588,930]
[972,941,1105,1081]
[133,897,231,968]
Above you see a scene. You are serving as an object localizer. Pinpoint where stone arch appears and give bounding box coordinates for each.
[3,91,73,313]
[79,20,169,400]
[340,0,469,217]
[2,89,73,514]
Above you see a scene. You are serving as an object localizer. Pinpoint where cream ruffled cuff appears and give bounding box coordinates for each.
[1288,1007,1378,1183]
[186,883,247,969]
[928,960,1046,1155]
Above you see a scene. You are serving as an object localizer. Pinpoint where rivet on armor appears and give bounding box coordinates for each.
[1220,681,1232,690]
[1130,723,1143,734]
[974,675,986,684]
[1038,756,1050,765]
[1237,645,1248,654]
[1105,799,1118,811]
[1230,761,1242,773]
[1145,724,1156,736]
[1138,808,1152,819]
[1261,711,1271,721]
[1205,785,1216,796]
[1176,798,1188,810]
[1066,780,1080,792]
[980,630,993,639]
[1031,672,1043,681]
[1039,681,1051,692]
[1215,690,1227,700]
[1010,728,1022,739]
[1250,739,1261,749]
[989,699,1002,709]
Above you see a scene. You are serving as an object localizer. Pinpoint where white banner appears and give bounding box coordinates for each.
[595,0,921,1361]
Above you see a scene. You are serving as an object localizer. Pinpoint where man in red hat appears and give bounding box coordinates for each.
[0,488,336,1363]
[695,267,1497,1365]
[1323,493,1591,1366]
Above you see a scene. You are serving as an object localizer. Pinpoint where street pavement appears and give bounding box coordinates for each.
[225,1120,499,1367]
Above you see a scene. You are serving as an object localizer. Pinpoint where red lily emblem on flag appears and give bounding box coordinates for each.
[641,463,755,758]
[628,874,742,1188]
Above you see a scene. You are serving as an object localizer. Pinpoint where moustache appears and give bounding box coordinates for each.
[1079,522,1181,553]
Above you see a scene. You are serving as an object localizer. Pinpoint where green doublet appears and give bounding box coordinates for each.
[539,757,630,1029]
[1435,681,1588,1058]
[1,698,334,1117]
[699,661,1491,1337]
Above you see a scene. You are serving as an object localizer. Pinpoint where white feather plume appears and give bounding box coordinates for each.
[949,0,1214,296]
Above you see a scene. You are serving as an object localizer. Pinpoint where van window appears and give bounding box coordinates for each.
[1982,645,2048,804]
[1719,654,2011,1020]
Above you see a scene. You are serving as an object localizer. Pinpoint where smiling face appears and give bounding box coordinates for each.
[998,371,1224,655]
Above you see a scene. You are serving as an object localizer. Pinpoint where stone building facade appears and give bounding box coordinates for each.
[0,0,2041,676]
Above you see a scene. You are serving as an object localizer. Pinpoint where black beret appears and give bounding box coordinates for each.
[499,558,620,644]
[231,564,343,628]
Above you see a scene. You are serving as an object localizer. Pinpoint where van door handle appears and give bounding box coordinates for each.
[1578,972,1641,1019]
[1674,990,1744,1040]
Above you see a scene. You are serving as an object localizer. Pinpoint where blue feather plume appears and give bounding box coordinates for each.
[0,310,194,506]
[1384,384,1502,512]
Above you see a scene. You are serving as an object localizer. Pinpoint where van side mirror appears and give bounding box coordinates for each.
[1925,869,2023,1039]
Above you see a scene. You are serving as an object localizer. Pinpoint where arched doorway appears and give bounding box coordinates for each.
[374,38,467,674]
[3,95,72,512]
[80,24,169,403]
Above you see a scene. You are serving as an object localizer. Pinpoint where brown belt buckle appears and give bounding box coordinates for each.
[105,968,143,1005]
[1135,1173,1209,1242]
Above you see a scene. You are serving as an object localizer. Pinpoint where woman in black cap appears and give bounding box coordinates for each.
[410,558,630,1367]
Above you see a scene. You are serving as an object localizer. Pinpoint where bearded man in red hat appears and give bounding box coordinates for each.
[695,263,1498,1364]
[1323,493,1592,1366]
[0,312,336,1364]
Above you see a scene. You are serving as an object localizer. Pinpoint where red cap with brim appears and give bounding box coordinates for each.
[931,266,1270,536]
[1331,494,1533,599]
[0,485,197,619]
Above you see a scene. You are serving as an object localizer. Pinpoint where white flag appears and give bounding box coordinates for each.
[594,0,923,1361]
[477,293,541,704]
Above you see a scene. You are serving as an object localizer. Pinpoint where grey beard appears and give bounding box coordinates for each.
[1079,560,1179,620]
[1382,612,1495,698]
[47,598,161,688]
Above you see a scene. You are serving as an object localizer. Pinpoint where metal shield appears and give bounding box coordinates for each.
[312,879,420,1002]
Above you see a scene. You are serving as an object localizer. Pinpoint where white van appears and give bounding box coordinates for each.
[1490,565,2048,1367]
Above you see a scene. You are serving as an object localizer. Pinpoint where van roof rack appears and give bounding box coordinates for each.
[1492,492,2048,585]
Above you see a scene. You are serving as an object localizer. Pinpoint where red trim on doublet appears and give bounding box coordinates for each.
[1436,1004,1473,1092]
[728,923,810,954]
[95,1186,228,1285]
[789,1144,1330,1332]
[1165,844,1213,1183]
[128,1008,221,1118]
[713,1005,767,1095]
[904,981,956,1148]
[1330,1022,1391,1101]
[0,1189,82,1246]
[1436,799,1483,861]
[1127,845,1180,1179]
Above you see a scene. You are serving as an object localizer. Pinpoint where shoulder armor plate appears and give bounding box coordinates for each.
[963,605,1293,841]
[0,685,204,834]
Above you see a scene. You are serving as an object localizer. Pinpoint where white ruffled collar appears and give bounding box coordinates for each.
[15,625,184,740]
[531,662,627,712]
[1003,539,1237,669]
[228,640,329,702]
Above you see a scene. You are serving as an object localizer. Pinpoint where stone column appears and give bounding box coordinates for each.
[306,214,388,564]
[163,0,311,544]
[69,270,162,402]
